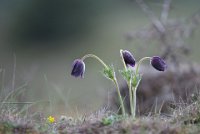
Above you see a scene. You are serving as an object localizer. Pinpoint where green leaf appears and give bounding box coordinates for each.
[132,73,142,88]
[119,68,142,88]
[101,114,125,126]
[119,68,134,81]
[101,115,115,125]
[102,65,115,80]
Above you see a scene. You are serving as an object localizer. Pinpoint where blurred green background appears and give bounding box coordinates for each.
[0,0,199,116]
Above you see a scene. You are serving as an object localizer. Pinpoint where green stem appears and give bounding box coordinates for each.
[82,54,109,69]
[135,57,151,74]
[82,53,126,116]
[113,78,126,116]
[128,76,134,117]
[132,86,136,118]
[131,57,150,118]
[120,49,134,116]
[120,49,127,71]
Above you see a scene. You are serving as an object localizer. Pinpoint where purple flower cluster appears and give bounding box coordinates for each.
[121,50,166,71]
[71,50,167,78]
[121,50,167,71]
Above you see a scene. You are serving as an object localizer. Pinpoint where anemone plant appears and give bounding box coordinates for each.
[120,49,167,118]
[71,54,126,116]
[71,50,167,118]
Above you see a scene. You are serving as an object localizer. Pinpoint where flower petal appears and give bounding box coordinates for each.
[122,50,136,67]
[150,56,167,71]
[71,59,85,78]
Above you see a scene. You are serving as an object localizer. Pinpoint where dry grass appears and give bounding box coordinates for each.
[1,94,200,134]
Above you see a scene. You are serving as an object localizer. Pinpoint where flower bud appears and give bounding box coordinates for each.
[71,59,85,78]
[122,50,136,67]
[150,56,167,71]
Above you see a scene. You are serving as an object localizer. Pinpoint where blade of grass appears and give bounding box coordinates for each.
[0,83,27,109]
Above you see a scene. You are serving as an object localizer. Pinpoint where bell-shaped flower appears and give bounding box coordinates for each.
[71,59,85,78]
[150,56,167,71]
[122,50,136,67]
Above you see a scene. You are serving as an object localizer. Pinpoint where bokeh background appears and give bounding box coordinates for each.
[0,0,200,117]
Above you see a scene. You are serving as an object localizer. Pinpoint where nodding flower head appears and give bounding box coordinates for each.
[150,56,167,71]
[122,50,136,67]
[71,59,85,78]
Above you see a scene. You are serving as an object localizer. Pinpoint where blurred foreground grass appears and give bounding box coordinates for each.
[1,89,200,133]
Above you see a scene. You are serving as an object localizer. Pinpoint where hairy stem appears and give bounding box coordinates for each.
[120,49,133,115]
[135,57,151,74]
[132,56,150,118]
[120,49,128,71]
[128,76,134,117]
[82,53,126,116]
[82,54,108,69]
[120,49,134,116]
[113,78,126,116]
[132,87,137,118]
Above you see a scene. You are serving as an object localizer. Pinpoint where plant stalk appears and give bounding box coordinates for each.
[120,49,134,117]
[82,53,126,116]
[82,54,108,69]
[132,87,137,118]
[113,78,126,116]
[135,57,151,74]
[128,77,134,117]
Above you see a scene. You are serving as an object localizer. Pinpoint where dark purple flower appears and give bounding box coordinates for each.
[150,56,167,71]
[122,50,136,67]
[71,59,85,78]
